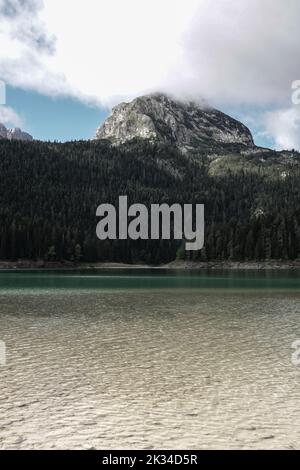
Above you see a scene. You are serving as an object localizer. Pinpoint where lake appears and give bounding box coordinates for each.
[0,269,300,449]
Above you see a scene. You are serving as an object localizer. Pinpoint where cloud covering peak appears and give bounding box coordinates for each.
[1,0,300,148]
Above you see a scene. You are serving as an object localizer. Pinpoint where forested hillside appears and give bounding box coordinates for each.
[0,138,300,264]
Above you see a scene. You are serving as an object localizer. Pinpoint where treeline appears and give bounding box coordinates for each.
[0,138,299,264]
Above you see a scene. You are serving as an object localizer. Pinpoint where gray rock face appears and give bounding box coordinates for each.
[7,127,33,141]
[0,123,33,141]
[95,93,254,150]
[0,123,7,138]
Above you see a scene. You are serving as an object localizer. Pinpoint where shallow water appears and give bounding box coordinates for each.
[0,270,300,449]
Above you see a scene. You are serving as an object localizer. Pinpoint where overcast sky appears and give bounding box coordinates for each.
[0,0,300,148]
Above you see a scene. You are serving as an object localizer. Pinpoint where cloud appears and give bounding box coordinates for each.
[0,0,297,107]
[175,0,300,106]
[264,107,300,150]
[0,104,23,126]
[0,0,300,146]
[0,0,55,52]
[0,0,71,98]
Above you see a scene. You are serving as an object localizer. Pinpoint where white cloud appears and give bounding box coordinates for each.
[0,0,298,107]
[177,0,300,106]
[264,107,300,151]
[1,0,300,146]
[0,104,23,126]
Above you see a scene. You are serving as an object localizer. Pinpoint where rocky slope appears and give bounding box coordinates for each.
[0,123,33,141]
[95,93,254,151]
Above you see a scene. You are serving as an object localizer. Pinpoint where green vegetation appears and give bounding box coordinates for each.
[0,138,300,264]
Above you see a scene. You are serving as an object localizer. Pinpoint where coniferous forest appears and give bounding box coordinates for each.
[0,138,300,265]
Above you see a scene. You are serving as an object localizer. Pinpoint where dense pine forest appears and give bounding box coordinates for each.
[0,138,300,264]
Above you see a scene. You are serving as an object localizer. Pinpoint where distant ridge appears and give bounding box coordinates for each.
[0,122,33,141]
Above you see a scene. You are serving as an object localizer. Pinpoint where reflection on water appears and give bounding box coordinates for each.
[0,270,300,449]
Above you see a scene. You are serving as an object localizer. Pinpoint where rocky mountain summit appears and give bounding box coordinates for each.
[0,123,33,141]
[95,93,254,151]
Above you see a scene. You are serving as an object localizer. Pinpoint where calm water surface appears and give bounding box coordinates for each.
[0,269,300,449]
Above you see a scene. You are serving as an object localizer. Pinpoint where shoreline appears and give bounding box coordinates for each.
[0,259,300,271]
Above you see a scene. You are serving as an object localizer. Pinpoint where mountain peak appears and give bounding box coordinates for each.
[95,93,254,150]
[0,123,33,142]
